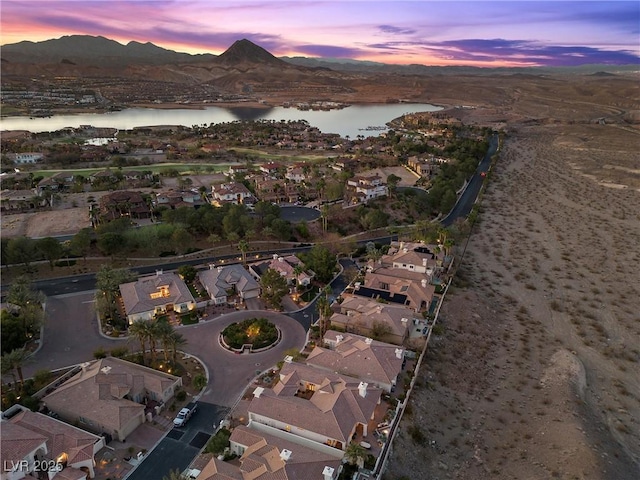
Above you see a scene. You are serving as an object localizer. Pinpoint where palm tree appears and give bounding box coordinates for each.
[344,442,367,467]
[320,204,329,232]
[207,234,221,250]
[155,321,174,363]
[168,331,187,366]
[238,240,249,265]
[316,286,333,338]
[128,320,149,364]
[3,348,30,390]
[162,468,187,480]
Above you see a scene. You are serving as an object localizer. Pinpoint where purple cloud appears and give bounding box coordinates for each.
[433,38,640,66]
[294,44,367,58]
[378,24,416,35]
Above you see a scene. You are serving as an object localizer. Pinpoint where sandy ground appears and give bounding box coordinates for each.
[385,125,640,479]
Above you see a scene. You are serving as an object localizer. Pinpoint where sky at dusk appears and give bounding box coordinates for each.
[1,1,639,67]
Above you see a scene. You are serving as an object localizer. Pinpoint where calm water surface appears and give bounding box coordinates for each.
[0,103,441,139]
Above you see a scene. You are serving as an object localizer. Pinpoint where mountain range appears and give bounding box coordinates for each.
[2,35,634,75]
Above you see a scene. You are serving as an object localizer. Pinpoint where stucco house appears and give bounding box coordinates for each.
[306,330,405,392]
[1,405,104,480]
[248,361,382,452]
[41,357,182,442]
[192,424,342,480]
[329,294,416,345]
[250,255,314,288]
[119,272,196,324]
[198,264,260,305]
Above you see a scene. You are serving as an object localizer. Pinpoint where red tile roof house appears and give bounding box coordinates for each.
[346,175,387,204]
[97,190,150,222]
[119,272,196,324]
[329,294,417,346]
[198,264,260,305]
[248,361,382,452]
[306,330,405,393]
[192,424,342,480]
[250,255,315,288]
[41,357,182,443]
[210,182,254,206]
[2,405,105,480]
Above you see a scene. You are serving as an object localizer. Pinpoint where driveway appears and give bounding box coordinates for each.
[24,291,125,377]
[279,206,321,223]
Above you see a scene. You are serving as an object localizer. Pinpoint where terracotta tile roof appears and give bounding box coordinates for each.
[119,272,195,315]
[42,358,179,434]
[332,294,415,339]
[306,331,404,389]
[10,409,101,466]
[249,363,381,445]
[198,265,259,300]
[0,422,47,465]
[197,424,341,479]
[51,466,89,480]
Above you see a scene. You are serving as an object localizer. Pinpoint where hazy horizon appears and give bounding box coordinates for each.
[1,1,639,68]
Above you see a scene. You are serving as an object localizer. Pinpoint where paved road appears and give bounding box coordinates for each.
[180,310,307,407]
[126,401,228,480]
[279,206,321,223]
[440,134,498,227]
[23,292,126,377]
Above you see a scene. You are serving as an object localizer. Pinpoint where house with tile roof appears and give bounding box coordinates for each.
[119,272,196,324]
[211,182,254,206]
[329,294,417,345]
[380,241,444,279]
[193,424,342,480]
[306,330,405,392]
[0,421,48,480]
[2,405,104,479]
[249,255,314,288]
[41,357,181,442]
[248,362,382,451]
[358,266,436,313]
[198,264,260,305]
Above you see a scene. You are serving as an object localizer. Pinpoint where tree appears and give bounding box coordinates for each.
[166,330,187,366]
[320,204,330,232]
[6,276,44,307]
[207,233,221,248]
[97,232,126,259]
[386,173,401,198]
[238,240,249,265]
[177,265,197,283]
[70,228,92,261]
[2,348,30,390]
[344,442,367,467]
[36,237,63,270]
[128,320,151,365]
[171,227,193,255]
[300,245,337,284]
[316,286,333,337]
[7,236,36,268]
[260,268,289,310]
[95,266,134,322]
[162,469,187,480]
[155,321,174,363]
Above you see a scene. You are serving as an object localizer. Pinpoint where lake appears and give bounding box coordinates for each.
[0,103,442,139]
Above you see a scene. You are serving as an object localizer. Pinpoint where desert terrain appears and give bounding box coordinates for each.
[385,75,640,479]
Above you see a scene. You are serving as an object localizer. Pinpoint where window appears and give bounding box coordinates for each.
[379,282,389,290]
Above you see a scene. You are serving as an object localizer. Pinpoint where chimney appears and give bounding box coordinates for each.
[399,242,404,250]
[278,257,284,262]
[273,254,279,260]
[279,449,292,462]
[217,266,223,273]
[422,258,428,267]
[358,382,368,398]
[365,337,373,345]
[156,269,163,276]
[100,366,112,375]
[401,317,408,325]
[336,335,344,344]
[253,386,264,398]
[395,348,404,359]
[403,247,408,253]
[284,355,294,363]
[421,279,427,288]
[322,466,335,480]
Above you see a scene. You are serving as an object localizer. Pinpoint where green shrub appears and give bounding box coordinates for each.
[193,374,207,390]
[205,428,231,455]
[176,390,187,402]
[110,346,129,358]
[93,347,108,359]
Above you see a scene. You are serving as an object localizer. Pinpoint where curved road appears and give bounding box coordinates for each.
[440,134,499,227]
